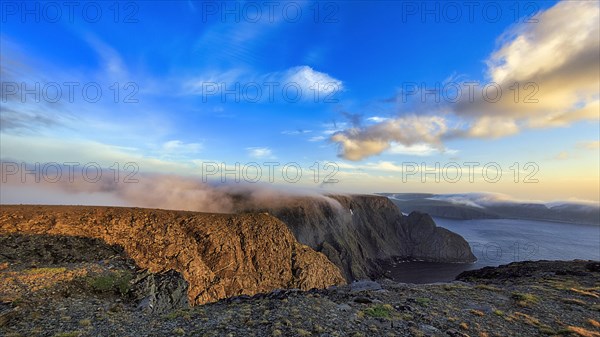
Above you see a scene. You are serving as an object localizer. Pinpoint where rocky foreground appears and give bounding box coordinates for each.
[1,204,598,336]
[1,233,600,337]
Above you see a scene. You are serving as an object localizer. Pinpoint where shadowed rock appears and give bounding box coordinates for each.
[131,270,189,313]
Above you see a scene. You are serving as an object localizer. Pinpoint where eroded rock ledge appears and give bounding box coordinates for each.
[0,205,345,305]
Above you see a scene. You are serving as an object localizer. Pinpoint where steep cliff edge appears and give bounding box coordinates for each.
[239,194,476,281]
[0,205,345,305]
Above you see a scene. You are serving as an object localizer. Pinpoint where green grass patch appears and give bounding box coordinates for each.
[416,297,431,306]
[86,270,133,296]
[363,304,394,318]
[511,292,539,307]
[25,267,67,275]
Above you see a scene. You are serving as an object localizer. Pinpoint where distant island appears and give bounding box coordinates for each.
[380,193,600,226]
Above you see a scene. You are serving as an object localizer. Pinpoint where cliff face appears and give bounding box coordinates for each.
[0,205,345,305]
[241,194,476,281]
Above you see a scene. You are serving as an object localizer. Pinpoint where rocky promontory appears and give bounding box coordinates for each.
[0,194,476,303]
[0,205,345,305]
[239,194,476,281]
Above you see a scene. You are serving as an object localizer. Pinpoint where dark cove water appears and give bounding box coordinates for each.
[387,218,600,283]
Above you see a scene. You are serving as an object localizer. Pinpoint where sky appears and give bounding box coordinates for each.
[1,0,599,206]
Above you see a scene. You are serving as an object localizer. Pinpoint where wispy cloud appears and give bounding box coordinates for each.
[308,136,326,142]
[162,140,202,155]
[184,65,343,103]
[246,147,274,159]
[554,151,570,160]
[578,141,600,150]
[282,129,312,135]
[84,34,127,78]
[366,116,389,123]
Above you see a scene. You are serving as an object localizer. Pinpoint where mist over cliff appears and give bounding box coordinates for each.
[234,194,476,281]
[1,169,477,283]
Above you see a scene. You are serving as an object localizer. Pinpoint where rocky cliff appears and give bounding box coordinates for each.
[236,194,476,281]
[0,205,345,305]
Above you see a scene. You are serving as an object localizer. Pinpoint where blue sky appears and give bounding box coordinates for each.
[1,0,599,204]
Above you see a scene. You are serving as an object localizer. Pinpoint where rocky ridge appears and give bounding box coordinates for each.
[0,205,345,305]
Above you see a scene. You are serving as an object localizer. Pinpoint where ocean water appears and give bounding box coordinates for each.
[387,218,600,283]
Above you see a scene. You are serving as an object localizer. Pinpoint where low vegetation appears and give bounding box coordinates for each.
[86,270,133,296]
[362,304,394,318]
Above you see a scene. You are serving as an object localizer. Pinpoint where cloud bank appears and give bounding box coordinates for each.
[0,167,340,213]
[332,0,600,161]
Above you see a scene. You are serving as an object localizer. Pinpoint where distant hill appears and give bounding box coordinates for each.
[380,193,600,225]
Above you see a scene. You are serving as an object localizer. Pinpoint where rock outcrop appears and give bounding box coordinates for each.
[131,270,189,314]
[236,194,476,281]
[0,205,345,305]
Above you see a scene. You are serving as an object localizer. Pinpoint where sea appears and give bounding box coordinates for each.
[386,218,600,283]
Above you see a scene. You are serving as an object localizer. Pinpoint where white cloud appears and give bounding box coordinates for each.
[366,116,389,123]
[283,66,343,97]
[162,140,202,154]
[578,141,600,150]
[246,147,274,158]
[308,136,326,142]
[365,161,404,172]
[458,0,599,128]
[184,65,343,102]
[331,115,448,161]
[388,143,450,156]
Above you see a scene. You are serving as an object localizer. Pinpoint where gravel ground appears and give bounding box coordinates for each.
[1,258,599,337]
